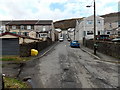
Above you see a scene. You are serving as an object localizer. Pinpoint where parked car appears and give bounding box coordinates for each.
[96,35,112,41]
[59,37,64,42]
[70,40,80,48]
[67,38,71,41]
[112,37,120,42]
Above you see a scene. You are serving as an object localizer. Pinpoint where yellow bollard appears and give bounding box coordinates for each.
[31,49,38,56]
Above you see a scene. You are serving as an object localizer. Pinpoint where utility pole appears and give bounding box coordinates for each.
[93,0,97,55]
[86,0,97,55]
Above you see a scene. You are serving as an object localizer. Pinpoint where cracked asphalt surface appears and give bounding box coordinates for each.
[2,39,119,88]
[37,40,119,88]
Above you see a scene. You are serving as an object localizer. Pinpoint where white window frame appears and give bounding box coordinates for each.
[27,25,31,30]
[43,26,46,31]
[0,26,5,31]
[40,33,48,37]
[87,31,93,35]
[23,32,28,36]
[20,25,24,30]
[87,20,93,24]
[12,25,16,30]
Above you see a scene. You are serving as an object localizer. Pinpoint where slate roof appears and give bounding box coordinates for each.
[0,20,53,25]
[0,21,11,25]
[101,12,120,23]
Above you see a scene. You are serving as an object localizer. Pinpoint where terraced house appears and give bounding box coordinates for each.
[0,20,55,41]
[101,12,120,37]
[75,12,120,43]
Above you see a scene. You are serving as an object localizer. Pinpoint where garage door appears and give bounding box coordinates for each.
[0,38,19,55]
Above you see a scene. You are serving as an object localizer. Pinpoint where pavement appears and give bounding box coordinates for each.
[80,45,120,64]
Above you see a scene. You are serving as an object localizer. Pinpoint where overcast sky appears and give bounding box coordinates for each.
[0,0,119,21]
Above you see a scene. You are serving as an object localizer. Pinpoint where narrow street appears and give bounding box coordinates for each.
[36,39,119,88]
[1,1,120,89]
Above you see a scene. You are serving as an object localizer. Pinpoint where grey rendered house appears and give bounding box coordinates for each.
[101,12,120,37]
[0,20,55,41]
[75,15,104,43]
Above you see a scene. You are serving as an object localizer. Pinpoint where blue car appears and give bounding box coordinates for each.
[70,40,80,48]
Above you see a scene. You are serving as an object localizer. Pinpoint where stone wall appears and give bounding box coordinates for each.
[83,39,120,59]
[20,38,52,57]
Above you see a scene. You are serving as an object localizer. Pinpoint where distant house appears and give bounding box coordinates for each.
[101,12,120,37]
[67,28,75,40]
[0,20,55,41]
[75,15,104,43]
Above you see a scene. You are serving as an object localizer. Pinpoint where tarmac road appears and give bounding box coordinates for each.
[37,40,119,88]
[2,39,119,88]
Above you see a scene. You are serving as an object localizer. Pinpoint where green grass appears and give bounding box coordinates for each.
[0,56,31,61]
[3,77,30,88]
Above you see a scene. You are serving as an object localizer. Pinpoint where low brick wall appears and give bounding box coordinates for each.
[83,39,120,59]
[20,38,53,57]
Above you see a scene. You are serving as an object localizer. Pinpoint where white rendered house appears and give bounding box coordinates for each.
[75,15,104,43]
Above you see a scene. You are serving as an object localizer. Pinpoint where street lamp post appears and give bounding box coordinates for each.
[87,0,97,55]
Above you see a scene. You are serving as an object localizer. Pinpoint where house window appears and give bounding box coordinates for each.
[43,26,46,31]
[39,34,41,38]
[12,25,16,30]
[20,25,24,30]
[0,26,5,30]
[23,32,28,36]
[87,31,93,35]
[87,20,93,24]
[27,25,31,30]
[40,33,47,37]
[118,31,120,34]
[83,31,86,36]
[118,21,120,27]
[109,23,112,28]
[107,32,110,34]
[18,32,21,35]
[98,31,100,35]
[97,20,101,24]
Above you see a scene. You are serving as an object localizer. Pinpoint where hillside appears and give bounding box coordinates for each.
[53,18,83,30]
[53,12,120,30]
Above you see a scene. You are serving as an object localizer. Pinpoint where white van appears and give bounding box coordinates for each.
[59,37,64,42]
